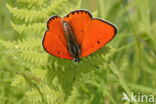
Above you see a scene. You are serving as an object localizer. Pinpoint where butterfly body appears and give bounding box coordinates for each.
[42,10,117,62]
[62,21,81,62]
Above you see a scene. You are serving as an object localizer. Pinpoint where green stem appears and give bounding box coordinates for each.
[109,61,138,104]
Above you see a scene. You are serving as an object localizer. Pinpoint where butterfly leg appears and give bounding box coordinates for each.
[73,58,80,63]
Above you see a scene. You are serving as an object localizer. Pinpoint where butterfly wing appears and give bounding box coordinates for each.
[43,10,117,60]
[81,19,117,57]
[63,10,92,45]
[42,16,73,59]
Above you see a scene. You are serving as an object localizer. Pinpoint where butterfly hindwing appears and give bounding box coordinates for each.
[42,16,73,59]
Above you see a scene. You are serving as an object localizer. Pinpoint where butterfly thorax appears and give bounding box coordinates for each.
[62,21,81,62]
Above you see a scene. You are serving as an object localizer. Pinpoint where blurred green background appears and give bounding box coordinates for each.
[0,0,156,104]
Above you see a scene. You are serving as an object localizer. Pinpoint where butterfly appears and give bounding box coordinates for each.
[42,10,117,62]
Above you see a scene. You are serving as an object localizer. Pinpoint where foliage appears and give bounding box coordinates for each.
[0,0,156,104]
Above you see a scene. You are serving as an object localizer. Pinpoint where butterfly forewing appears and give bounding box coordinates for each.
[81,19,117,57]
[63,10,92,45]
[43,16,73,59]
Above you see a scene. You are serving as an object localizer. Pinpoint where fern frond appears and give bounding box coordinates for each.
[16,38,41,51]
[46,46,113,99]
[66,67,112,104]
[62,0,81,16]
[46,0,68,16]
[26,84,64,104]
[1,38,39,51]
[6,4,48,23]
[11,22,45,36]
[31,68,47,81]
[0,38,48,65]
[16,38,48,64]
[26,87,42,104]
[17,0,46,7]
[0,39,16,50]
[11,69,46,88]
[11,74,27,88]
[11,72,64,104]
[7,0,68,23]
[19,50,47,64]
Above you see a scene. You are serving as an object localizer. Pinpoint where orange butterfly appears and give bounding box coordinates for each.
[42,10,117,62]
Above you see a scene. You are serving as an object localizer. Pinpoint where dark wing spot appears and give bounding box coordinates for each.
[97,41,101,44]
[57,51,60,55]
[81,30,84,33]
[91,45,94,48]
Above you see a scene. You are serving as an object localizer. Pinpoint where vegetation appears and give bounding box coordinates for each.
[0,0,155,104]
